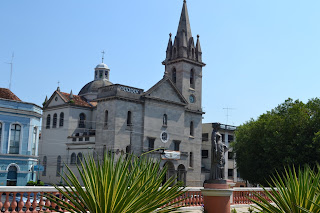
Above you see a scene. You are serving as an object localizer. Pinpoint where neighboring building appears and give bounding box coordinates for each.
[0,88,42,186]
[39,1,205,186]
[201,123,245,186]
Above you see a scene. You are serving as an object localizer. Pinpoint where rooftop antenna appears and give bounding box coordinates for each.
[223,107,235,125]
[5,52,14,90]
[101,50,105,63]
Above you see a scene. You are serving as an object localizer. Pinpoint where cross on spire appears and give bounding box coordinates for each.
[57,81,60,87]
[101,50,105,63]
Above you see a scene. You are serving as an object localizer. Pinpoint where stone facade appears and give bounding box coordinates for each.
[0,88,41,186]
[39,1,205,186]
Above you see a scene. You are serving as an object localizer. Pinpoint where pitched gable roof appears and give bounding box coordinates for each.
[44,90,93,108]
[0,88,21,101]
[143,77,188,105]
[59,92,92,107]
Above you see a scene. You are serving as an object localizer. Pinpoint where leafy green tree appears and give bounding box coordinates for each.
[233,98,320,185]
[45,153,185,213]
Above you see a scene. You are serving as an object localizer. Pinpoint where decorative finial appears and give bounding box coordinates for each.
[197,34,200,38]
[169,33,172,38]
[57,81,61,91]
[69,90,74,99]
[101,50,105,63]
[184,0,186,3]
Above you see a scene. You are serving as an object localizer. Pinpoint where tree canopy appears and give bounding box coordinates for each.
[233,98,320,185]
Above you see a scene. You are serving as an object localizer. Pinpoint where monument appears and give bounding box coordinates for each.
[202,123,232,213]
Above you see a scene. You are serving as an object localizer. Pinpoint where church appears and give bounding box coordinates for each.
[39,0,205,186]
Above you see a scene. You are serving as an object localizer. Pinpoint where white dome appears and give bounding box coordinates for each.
[95,63,109,69]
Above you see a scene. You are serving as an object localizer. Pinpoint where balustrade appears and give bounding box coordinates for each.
[0,186,271,212]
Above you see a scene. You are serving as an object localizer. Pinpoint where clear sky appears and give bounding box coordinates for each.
[1,0,320,126]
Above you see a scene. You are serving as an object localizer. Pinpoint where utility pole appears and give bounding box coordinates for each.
[223,107,235,125]
[5,53,14,90]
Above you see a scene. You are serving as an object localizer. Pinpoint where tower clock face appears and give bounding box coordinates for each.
[189,95,195,103]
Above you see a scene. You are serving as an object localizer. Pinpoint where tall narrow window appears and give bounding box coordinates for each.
[163,114,167,126]
[127,111,132,126]
[174,140,180,151]
[190,69,195,88]
[77,153,83,165]
[59,112,64,127]
[9,124,21,154]
[70,153,76,164]
[0,123,2,149]
[46,114,51,129]
[148,138,155,151]
[172,69,177,83]
[105,110,109,127]
[79,113,86,128]
[190,121,194,137]
[32,127,37,155]
[56,156,61,177]
[53,113,57,128]
[42,156,47,176]
[189,152,193,168]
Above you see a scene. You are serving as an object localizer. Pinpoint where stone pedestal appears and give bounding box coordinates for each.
[202,180,233,213]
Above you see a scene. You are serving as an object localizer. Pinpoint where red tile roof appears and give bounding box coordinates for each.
[59,92,92,107]
[0,88,21,101]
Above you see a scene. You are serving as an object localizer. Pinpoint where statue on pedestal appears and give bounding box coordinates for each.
[210,123,228,180]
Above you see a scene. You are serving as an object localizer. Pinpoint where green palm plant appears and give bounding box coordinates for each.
[250,165,320,213]
[45,153,186,213]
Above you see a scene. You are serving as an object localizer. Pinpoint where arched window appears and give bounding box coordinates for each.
[127,111,132,126]
[192,48,195,59]
[79,113,86,128]
[9,124,21,154]
[77,153,83,165]
[70,153,76,165]
[7,165,18,186]
[105,110,109,127]
[53,113,57,128]
[42,156,47,176]
[190,121,194,137]
[32,127,37,155]
[46,114,51,129]
[190,69,195,88]
[59,112,64,127]
[163,114,168,126]
[56,156,61,177]
[172,68,177,83]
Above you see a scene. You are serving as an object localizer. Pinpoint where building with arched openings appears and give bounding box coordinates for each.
[39,1,205,186]
[0,88,41,186]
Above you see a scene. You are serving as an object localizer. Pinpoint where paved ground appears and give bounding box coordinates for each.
[181,205,258,212]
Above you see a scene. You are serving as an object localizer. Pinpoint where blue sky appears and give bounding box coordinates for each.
[1,0,320,126]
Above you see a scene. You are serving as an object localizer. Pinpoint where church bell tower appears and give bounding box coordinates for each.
[163,0,205,112]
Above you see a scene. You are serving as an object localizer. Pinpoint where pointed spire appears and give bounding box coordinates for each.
[45,96,48,102]
[166,33,173,60]
[69,90,74,100]
[177,0,192,44]
[196,34,202,62]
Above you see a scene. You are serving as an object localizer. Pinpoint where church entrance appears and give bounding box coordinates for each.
[7,165,18,186]
[163,161,175,186]
[177,164,186,186]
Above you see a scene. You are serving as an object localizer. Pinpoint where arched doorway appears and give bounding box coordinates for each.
[163,161,175,185]
[177,164,187,186]
[7,165,18,186]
